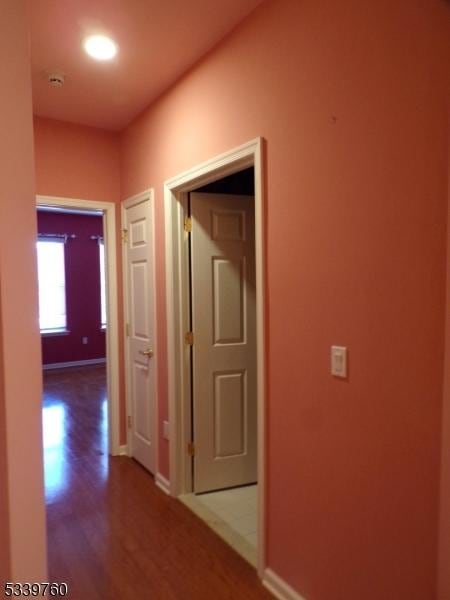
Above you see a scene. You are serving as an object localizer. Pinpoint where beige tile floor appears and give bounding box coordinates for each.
[180,484,258,566]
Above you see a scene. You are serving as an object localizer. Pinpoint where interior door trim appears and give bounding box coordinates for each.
[36,194,121,456]
[163,138,266,577]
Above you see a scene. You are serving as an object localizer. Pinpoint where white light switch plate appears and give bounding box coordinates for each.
[331,346,347,378]
[163,420,170,440]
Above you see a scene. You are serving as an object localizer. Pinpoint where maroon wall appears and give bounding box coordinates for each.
[37,211,105,365]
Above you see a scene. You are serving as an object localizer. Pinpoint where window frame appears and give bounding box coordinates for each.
[99,239,107,330]
[36,237,69,335]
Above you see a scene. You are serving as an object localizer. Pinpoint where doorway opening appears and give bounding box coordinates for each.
[164,138,266,574]
[36,196,121,458]
[38,205,109,501]
[182,167,257,564]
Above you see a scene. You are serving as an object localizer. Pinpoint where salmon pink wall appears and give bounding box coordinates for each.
[438,124,450,600]
[121,0,450,598]
[34,117,121,203]
[0,288,10,581]
[33,117,127,440]
[0,0,47,581]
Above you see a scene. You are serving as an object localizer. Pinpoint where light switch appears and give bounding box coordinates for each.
[331,346,347,378]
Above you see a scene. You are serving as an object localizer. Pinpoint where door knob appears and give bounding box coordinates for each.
[139,348,153,358]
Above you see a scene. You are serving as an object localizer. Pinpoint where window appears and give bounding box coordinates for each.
[36,239,67,332]
[99,240,107,329]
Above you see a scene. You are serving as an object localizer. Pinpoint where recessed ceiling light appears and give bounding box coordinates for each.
[83,35,118,61]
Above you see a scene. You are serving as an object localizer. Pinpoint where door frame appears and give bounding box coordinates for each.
[121,189,159,473]
[164,137,266,575]
[36,195,121,456]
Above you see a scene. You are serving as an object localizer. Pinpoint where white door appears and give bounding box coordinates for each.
[190,192,257,493]
[123,192,156,473]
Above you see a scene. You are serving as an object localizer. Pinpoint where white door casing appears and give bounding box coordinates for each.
[123,190,157,473]
[164,138,266,577]
[36,195,121,456]
[190,192,257,493]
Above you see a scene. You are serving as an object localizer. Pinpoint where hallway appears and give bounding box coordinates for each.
[43,366,271,599]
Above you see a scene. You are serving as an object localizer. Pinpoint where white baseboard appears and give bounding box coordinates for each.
[155,472,171,495]
[263,569,306,600]
[43,358,106,371]
[110,444,128,457]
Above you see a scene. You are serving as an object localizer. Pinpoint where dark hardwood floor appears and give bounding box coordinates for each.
[43,365,271,600]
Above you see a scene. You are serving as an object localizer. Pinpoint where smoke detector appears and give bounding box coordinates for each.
[47,71,65,87]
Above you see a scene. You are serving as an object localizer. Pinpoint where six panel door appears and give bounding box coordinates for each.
[190,192,257,493]
[124,194,156,474]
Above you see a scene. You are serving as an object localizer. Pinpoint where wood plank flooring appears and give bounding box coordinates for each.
[43,365,271,599]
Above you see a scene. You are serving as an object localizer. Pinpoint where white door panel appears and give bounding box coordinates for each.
[124,194,156,473]
[191,192,256,493]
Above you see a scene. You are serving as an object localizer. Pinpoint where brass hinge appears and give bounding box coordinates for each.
[127,415,132,429]
[125,323,130,337]
[122,228,129,243]
[187,442,195,457]
[184,217,192,233]
[185,331,194,346]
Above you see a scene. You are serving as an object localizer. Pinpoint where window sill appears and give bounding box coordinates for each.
[41,329,70,338]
